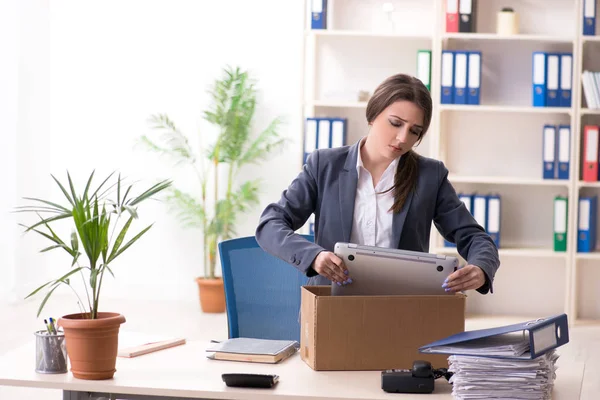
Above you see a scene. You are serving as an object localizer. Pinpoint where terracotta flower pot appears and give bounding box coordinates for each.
[196,277,226,313]
[58,312,126,380]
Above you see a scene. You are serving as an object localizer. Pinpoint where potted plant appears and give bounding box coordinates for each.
[17,171,171,380]
[139,65,286,313]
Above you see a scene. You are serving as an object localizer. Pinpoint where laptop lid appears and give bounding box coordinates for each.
[331,242,459,296]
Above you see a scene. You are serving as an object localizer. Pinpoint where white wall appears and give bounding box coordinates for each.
[6,0,305,307]
[0,0,19,303]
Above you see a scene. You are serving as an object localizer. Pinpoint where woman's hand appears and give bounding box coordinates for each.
[443,264,485,292]
[312,251,352,285]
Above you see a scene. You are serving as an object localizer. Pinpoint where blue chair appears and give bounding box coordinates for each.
[218,235,313,343]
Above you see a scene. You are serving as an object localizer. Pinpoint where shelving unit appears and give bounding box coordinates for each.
[301,0,600,325]
[442,33,576,43]
[439,104,573,114]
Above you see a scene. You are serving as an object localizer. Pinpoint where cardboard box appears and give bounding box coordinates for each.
[300,286,465,371]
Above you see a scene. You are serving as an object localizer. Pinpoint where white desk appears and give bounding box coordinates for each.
[0,298,591,400]
[0,338,585,400]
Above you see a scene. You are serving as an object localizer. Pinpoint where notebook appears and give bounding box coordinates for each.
[117,332,186,358]
[206,338,299,364]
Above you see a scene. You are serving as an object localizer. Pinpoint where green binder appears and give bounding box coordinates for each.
[553,196,568,252]
[417,50,432,91]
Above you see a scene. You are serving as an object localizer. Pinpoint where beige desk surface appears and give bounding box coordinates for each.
[0,297,596,400]
[0,339,586,400]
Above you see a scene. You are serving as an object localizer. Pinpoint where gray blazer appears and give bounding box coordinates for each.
[255,140,500,294]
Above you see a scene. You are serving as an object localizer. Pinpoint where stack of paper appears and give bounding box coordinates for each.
[582,70,600,109]
[426,332,530,358]
[448,350,559,400]
[419,315,569,400]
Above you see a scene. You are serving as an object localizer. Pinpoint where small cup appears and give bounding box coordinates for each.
[34,330,68,374]
[496,7,519,35]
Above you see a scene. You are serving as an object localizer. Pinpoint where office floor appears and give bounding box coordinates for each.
[1,296,599,399]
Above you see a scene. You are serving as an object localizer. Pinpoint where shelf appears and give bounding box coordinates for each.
[308,100,367,108]
[434,247,566,258]
[439,105,572,114]
[577,181,600,188]
[448,175,569,187]
[582,36,600,43]
[307,30,432,40]
[580,108,600,115]
[576,252,600,260]
[442,33,575,43]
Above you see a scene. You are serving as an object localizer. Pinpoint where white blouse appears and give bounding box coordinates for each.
[349,140,400,248]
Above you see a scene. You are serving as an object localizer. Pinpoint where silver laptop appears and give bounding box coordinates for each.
[331,242,459,296]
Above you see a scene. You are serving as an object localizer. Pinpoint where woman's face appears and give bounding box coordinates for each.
[368,100,425,161]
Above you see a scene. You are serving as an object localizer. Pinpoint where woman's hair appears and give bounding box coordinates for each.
[365,73,433,213]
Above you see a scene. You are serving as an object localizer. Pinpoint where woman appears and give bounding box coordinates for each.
[255,73,500,294]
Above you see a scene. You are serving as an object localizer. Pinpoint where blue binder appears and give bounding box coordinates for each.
[316,118,331,149]
[467,51,482,105]
[557,125,571,180]
[453,51,468,104]
[472,194,488,231]
[445,194,474,247]
[329,118,347,148]
[532,52,547,107]
[584,0,596,36]
[578,196,598,253]
[311,0,327,29]
[546,53,561,107]
[419,314,569,360]
[304,118,318,164]
[441,51,455,104]
[486,194,501,248]
[559,53,572,108]
[542,125,557,179]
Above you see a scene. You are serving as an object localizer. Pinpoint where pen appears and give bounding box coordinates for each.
[43,319,52,334]
[49,317,57,334]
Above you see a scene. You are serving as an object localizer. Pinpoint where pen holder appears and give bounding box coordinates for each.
[34,330,68,374]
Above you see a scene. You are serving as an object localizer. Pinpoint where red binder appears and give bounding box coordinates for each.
[446,0,459,33]
[583,125,599,182]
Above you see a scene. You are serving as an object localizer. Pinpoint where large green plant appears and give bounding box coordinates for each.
[139,66,286,279]
[16,171,171,319]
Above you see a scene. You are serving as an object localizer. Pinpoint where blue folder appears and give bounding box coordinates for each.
[441,51,455,104]
[557,125,571,180]
[311,0,327,29]
[584,0,596,36]
[578,196,598,253]
[542,125,557,179]
[419,314,569,360]
[546,53,561,107]
[532,52,547,107]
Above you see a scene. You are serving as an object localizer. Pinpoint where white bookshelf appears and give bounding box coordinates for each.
[442,33,576,43]
[439,104,572,114]
[302,0,600,325]
[448,175,570,187]
[308,30,432,40]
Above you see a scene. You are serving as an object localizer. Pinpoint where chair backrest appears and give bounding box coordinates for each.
[218,235,313,343]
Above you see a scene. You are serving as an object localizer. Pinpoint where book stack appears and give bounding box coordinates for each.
[206,337,298,364]
[419,314,569,400]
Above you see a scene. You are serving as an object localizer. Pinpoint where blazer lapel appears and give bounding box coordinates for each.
[339,142,360,242]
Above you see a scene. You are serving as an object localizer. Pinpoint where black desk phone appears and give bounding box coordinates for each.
[222,373,279,388]
[381,360,438,394]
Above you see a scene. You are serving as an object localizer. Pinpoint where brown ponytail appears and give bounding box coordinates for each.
[365,74,432,213]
